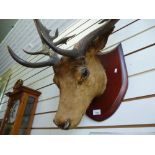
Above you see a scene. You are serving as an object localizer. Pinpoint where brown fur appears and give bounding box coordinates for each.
[53,48,107,128]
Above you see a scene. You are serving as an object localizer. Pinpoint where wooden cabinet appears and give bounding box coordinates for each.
[0,119,2,126]
[0,79,41,135]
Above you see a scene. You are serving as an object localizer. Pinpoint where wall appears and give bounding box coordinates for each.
[0,19,155,135]
[0,19,17,43]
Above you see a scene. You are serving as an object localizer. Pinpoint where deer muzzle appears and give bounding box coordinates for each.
[53,119,71,130]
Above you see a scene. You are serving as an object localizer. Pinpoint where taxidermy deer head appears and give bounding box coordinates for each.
[7,19,119,129]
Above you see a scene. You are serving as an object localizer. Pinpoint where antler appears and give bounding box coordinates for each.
[37,19,119,58]
[7,19,119,68]
[7,46,60,68]
[7,19,74,68]
[34,19,79,58]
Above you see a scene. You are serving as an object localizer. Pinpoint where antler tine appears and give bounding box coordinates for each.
[23,49,43,55]
[43,27,75,44]
[7,46,60,68]
[23,44,53,57]
[34,20,51,45]
[23,43,50,56]
[54,35,76,46]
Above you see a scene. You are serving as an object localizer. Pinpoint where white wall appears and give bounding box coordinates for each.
[0,19,155,135]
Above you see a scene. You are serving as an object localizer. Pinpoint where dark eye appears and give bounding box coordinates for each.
[81,68,90,78]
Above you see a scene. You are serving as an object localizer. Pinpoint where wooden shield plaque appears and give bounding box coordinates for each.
[86,44,128,121]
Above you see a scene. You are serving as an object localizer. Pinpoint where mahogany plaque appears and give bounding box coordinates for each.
[86,44,128,121]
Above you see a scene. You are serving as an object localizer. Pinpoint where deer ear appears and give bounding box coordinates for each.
[83,34,111,55]
[93,26,115,53]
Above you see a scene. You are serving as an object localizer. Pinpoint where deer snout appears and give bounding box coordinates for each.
[53,119,70,130]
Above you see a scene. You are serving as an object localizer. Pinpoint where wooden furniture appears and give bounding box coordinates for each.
[0,119,2,126]
[0,79,41,135]
[86,44,128,121]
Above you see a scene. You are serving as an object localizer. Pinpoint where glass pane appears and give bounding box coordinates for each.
[3,99,20,135]
[19,96,35,135]
[0,69,11,105]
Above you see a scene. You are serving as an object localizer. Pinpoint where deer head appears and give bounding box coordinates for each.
[7,19,119,129]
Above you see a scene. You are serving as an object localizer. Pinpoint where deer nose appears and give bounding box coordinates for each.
[53,119,70,130]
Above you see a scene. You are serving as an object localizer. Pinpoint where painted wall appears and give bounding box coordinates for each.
[0,19,155,135]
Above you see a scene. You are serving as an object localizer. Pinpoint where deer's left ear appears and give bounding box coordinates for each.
[93,26,115,53]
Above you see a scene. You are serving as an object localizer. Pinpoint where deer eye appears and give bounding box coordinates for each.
[81,68,90,78]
